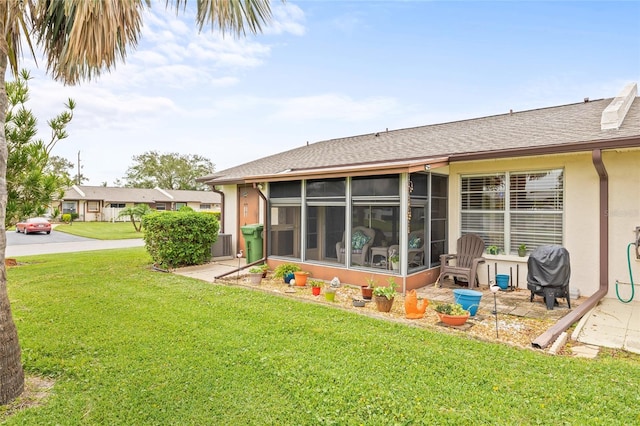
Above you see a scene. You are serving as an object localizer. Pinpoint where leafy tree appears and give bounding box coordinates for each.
[0,0,274,404]
[45,155,75,180]
[118,204,152,232]
[123,151,214,190]
[5,70,75,227]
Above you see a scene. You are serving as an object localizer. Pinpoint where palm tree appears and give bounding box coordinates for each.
[118,204,152,232]
[0,0,274,404]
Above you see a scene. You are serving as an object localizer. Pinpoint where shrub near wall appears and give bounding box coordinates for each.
[143,211,219,268]
[200,211,221,223]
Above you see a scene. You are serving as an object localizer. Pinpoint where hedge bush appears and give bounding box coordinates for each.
[142,211,219,268]
[200,211,221,222]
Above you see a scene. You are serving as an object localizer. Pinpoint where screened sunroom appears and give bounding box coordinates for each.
[268,172,448,277]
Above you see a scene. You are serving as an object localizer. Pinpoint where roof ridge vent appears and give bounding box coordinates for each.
[155,187,174,199]
[72,184,85,197]
[600,82,637,130]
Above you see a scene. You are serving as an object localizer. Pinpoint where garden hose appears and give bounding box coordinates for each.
[615,242,636,303]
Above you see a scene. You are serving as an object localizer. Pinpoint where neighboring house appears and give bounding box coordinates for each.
[56,185,221,222]
[198,83,640,310]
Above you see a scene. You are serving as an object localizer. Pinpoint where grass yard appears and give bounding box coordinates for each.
[53,221,143,240]
[4,247,640,424]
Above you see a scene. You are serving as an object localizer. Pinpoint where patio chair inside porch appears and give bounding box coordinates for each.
[437,234,486,287]
[407,230,425,266]
[336,226,376,266]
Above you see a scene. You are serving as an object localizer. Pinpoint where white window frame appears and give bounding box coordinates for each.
[461,169,564,254]
[87,201,100,213]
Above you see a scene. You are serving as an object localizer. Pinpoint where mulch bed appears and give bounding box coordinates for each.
[219,275,558,351]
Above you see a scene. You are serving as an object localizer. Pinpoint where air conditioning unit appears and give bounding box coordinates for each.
[211,233,233,259]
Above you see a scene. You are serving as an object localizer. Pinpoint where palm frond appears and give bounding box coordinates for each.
[2,0,37,78]
[32,0,149,85]
[170,0,273,37]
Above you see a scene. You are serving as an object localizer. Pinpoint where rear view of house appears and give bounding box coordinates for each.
[198,83,640,312]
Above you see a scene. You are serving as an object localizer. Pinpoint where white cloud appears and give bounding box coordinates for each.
[266,3,306,36]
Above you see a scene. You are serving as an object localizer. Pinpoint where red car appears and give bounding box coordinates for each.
[16,217,52,235]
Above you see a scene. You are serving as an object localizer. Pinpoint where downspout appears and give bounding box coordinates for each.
[254,183,269,266]
[211,186,225,233]
[532,149,609,349]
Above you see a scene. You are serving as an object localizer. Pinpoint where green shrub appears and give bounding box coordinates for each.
[273,263,301,279]
[178,205,194,212]
[61,213,72,223]
[142,211,219,268]
[200,211,221,223]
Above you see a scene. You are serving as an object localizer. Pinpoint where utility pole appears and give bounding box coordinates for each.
[77,151,81,185]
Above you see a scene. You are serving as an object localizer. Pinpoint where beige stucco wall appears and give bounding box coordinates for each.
[220,185,239,250]
[604,149,640,299]
[448,152,602,297]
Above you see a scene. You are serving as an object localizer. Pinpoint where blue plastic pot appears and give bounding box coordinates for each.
[284,273,295,284]
[496,274,510,290]
[453,289,482,316]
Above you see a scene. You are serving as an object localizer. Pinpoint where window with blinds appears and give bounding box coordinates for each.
[461,169,563,254]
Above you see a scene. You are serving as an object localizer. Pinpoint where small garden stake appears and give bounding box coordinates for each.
[236,250,243,284]
[490,284,500,338]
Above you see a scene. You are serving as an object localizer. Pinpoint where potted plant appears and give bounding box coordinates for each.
[293,270,311,287]
[517,244,527,257]
[362,276,376,300]
[273,263,301,284]
[373,277,397,312]
[257,263,270,278]
[247,267,264,285]
[309,279,323,296]
[487,245,500,255]
[433,302,470,326]
[325,286,337,302]
[389,250,400,271]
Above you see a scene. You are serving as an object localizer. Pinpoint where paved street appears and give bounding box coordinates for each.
[7,229,92,245]
[5,230,144,257]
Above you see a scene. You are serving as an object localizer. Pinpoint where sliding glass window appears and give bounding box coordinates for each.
[305,179,346,264]
[351,175,400,269]
[269,181,301,258]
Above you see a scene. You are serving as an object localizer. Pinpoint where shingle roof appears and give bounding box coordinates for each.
[201,96,640,184]
[62,186,220,204]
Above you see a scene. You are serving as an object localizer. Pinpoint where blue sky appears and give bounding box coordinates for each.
[23,1,640,186]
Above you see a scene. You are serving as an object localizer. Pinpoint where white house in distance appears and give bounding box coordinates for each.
[57,185,221,222]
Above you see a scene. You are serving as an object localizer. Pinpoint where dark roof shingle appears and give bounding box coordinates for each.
[201,97,640,184]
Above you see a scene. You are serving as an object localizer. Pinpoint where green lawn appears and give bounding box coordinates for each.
[5,248,640,424]
[53,222,143,240]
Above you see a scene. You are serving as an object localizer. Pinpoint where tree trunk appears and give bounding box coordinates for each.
[0,34,25,404]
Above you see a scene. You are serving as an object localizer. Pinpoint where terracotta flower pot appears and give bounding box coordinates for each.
[375,295,394,312]
[437,312,470,326]
[361,287,373,300]
[294,271,309,287]
[312,286,321,296]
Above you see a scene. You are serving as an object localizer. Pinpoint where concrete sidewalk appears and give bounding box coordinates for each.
[573,298,640,354]
[173,257,248,282]
[6,238,145,257]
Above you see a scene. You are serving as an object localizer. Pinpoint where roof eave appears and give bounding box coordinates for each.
[450,135,640,162]
[238,157,450,183]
